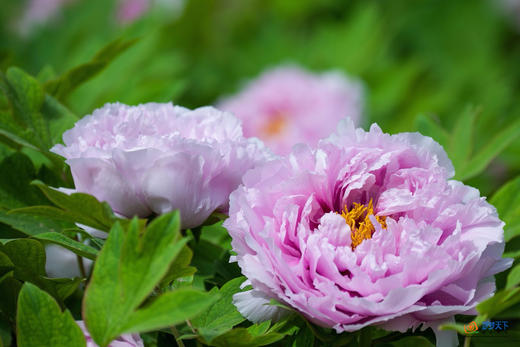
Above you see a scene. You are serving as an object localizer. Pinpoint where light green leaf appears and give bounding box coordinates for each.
[44,38,138,101]
[449,106,477,172]
[415,114,449,149]
[490,175,520,242]
[456,118,520,180]
[506,264,520,290]
[83,211,190,347]
[121,288,218,334]
[16,283,85,347]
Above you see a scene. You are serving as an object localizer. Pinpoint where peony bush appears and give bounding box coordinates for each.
[1,4,520,346]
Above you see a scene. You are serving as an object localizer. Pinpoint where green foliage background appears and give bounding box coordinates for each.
[1,0,520,346]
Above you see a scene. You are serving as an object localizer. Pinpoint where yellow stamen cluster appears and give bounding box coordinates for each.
[340,199,387,250]
[263,116,286,136]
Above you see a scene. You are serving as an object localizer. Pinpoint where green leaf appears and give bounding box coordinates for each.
[490,176,520,242]
[16,283,85,347]
[476,287,520,319]
[44,38,138,101]
[415,114,449,149]
[0,210,73,236]
[83,211,191,347]
[2,67,50,149]
[449,106,477,172]
[210,326,285,347]
[34,232,97,260]
[10,180,118,232]
[456,118,520,180]
[1,239,46,277]
[191,277,246,343]
[506,264,520,289]
[160,245,196,288]
[120,288,218,334]
[0,153,48,209]
[41,94,78,144]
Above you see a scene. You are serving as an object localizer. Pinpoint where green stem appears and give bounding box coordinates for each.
[464,336,471,347]
[170,325,185,347]
[359,327,372,347]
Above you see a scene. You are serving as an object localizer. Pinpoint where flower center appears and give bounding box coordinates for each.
[340,199,387,250]
[262,116,286,137]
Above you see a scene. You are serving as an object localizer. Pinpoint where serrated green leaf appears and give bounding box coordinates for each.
[456,118,520,180]
[191,277,246,343]
[83,211,189,347]
[34,232,97,260]
[121,288,218,334]
[490,176,520,242]
[16,283,85,347]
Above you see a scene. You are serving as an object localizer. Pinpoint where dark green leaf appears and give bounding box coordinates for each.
[16,283,85,347]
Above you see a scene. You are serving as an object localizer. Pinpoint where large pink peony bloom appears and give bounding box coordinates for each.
[218,65,363,155]
[225,119,511,345]
[76,321,143,347]
[52,102,270,228]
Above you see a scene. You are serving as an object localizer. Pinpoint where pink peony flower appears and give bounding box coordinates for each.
[76,321,143,347]
[224,119,511,345]
[51,102,270,229]
[218,65,363,155]
[117,0,151,24]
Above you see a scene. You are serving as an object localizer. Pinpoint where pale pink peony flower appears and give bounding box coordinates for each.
[76,321,144,347]
[225,119,511,346]
[218,65,363,155]
[51,102,271,228]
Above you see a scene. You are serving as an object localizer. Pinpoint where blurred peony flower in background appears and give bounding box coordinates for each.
[117,0,151,23]
[76,321,144,347]
[218,65,363,155]
[225,119,511,346]
[17,0,76,35]
[52,102,271,229]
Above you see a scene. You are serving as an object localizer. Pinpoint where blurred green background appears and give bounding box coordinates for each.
[1,0,520,195]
